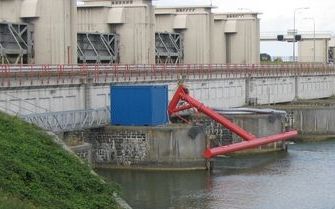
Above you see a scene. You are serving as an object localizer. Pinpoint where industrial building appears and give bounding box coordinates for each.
[0,0,77,64]
[0,0,261,65]
[155,6,213,64]
[77,0,155,64]
[261,32,335,63]
[297,33,332,63]
[77,1,261,64]
[155,8,261,64]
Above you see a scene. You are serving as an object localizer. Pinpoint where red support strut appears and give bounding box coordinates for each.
[168,84,298,159]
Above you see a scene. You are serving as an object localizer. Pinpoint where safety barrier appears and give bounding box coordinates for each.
[1,64,334,87]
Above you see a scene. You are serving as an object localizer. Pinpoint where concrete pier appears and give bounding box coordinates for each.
[85,125,208,170]
[64,110,288,170]
[194,112,287,155]
[258,99,335,141]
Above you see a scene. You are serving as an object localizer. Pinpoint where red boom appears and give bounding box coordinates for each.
[168,84,298,159]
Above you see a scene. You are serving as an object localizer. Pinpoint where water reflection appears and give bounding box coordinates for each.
[98,141,335,209]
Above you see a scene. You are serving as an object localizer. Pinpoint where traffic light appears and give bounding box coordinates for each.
[277,35,284,41]
[295,35,302,41]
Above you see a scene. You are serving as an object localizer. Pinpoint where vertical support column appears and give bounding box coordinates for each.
[294,76,299,100]
[80,77,93,110]
[69,0,77,64]
[245,75,251,105]
[27,24,34,64]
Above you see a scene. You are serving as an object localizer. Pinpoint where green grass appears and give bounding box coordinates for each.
[0,190,37,209]
[0,112,120,209]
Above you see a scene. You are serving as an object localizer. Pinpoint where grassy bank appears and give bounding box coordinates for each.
[0,112,120,209]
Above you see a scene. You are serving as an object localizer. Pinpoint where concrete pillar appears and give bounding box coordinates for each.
[294,76,299,100]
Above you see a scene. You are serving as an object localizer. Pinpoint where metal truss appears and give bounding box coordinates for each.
[0,22,32,64]
[77,32,119,64]
[155,32,183,64]
[21,108,110,133]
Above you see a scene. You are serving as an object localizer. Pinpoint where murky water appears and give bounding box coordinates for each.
[97,141,335,209]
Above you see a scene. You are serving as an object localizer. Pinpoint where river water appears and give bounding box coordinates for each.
[97,141,335,209]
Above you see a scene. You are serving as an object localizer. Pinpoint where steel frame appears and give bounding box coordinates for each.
[0,22,32,64]
[21,108,110,133]
[77,32,119,64]
[155,32,183,64]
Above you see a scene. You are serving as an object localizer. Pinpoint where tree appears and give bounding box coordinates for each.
[260,53,271,62]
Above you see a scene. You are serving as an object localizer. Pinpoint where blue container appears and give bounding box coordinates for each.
[111,85,168,126]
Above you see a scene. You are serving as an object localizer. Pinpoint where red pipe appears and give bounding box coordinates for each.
[203,130,298,159]
[169,85,256,141]
[168,84,298,159]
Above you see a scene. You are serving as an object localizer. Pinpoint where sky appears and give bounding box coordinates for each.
[154,0,335,56]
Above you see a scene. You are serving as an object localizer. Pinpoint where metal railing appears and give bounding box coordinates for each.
[21,108,110,133]
[1,63,334,81]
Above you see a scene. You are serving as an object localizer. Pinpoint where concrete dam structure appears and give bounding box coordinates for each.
[0,0,261,65]
[0,0,77,64]
[1,64,334,169]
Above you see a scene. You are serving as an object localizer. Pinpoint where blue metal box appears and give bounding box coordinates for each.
[110,85,168,126]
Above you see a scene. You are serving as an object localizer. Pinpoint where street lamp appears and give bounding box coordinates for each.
[293,7,310,62]
[304,17,316,62]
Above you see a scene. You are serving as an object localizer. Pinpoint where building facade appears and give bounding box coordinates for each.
[0,0,77,64]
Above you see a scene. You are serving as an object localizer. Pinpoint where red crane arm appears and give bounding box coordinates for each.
[168,85,298,159]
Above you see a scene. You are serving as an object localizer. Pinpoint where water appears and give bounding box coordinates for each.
[97,141,335,209]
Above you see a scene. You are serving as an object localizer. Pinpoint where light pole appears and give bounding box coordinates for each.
[293,7,309,62]
[304,17,316,62]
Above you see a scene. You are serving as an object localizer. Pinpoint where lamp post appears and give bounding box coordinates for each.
[293,7,309,62]
[304,17,316,62]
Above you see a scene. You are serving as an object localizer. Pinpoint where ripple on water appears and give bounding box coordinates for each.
[97,140,335,209]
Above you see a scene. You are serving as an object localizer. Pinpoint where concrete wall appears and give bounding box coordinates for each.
[197,113,286,154]
[155,9,260,64]
[77,7,111,32]
[85,125,207,169]
[0,0,77,64]
[292,108,335,137]
[78,0,155,64]
[2,73,335,115]
[232,114,285,152]
[248,77,296,104]
[211,15,226,64]
[297,76,334,99]
[155,7,213,64]
[264,102,335,140]
[223,13,260,64]
[0,85,86,114]
[298,39,328,63]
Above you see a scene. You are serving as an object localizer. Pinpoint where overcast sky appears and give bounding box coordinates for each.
[154,0,335,56]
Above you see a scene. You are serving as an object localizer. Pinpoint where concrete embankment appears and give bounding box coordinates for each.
[81,125,208,170]
[257,98,335,141]
[66,111,288,170]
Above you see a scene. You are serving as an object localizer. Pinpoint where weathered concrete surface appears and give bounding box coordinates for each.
[2,69,335,116]
[195,113,287,155]
[231,114,286,153]
[258,98,335,141]
[69,143,93,165]
[85,125,208,170]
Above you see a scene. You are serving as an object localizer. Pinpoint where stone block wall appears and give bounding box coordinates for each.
[85,125,208,169]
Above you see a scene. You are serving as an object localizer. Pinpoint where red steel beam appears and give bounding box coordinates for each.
[203,130,298,159]
[168,85,256,141]
[168,84,298,159]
